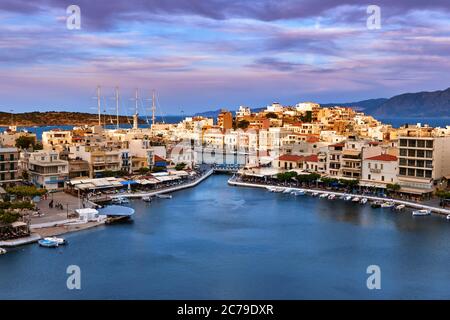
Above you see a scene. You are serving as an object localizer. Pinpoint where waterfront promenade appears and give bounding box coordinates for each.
[228,177,450,216]
[109,168,214,199]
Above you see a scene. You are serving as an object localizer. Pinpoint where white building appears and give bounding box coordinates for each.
[28,151,69,189]
[361,154,398,189]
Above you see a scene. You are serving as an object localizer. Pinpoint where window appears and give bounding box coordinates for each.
[368,163,371,169]
[408,140,416,147]
[426,140,433,148]
[416,150,424,158]
[399,168,407,176]
[426,151,433,159]
[381,176,385,181]
[380,164,384,170]
[368,174,371,180]
[9,154,14,161]
[10,172,14,180]
[425,170,432,178]
[417,140,425,148]
[400,139,407,147]
[408,168,415,176]
[400,149,407,157]
[416,169,424,177]
[408,149,415,157]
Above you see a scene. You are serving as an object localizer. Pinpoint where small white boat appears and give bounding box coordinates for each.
[328,194,336,200]
[381,202,395,208]
[0,248,6,255]
[283,188,293,194]
[156,194,173,199]
[142,196,152,202]
[291,190,306,196]
[311,192,320,197]
[112,197,129,204]
[38,239,59,248]
[344,195,353,201]
[44,237,67,245]
[395,204,406,211]
[352,197,361,202]
[360,198,368,205]
[412,209,431,216]
[319,193,329,198]
[446,215,450,221]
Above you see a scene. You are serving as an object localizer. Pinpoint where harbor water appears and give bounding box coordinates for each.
[1,174,450,299]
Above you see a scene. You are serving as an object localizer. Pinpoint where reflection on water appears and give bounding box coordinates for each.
[1,175,450,299]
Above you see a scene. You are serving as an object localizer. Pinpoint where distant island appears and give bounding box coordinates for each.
[0,111,147,127]
[195,87,450,118]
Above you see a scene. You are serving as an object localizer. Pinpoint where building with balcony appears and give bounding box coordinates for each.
[0,147,20,185]
[361,154,398,189]
[28,151,69,189]
[397,125,450,196]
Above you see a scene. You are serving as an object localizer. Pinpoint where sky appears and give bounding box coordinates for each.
[0,0,450,115]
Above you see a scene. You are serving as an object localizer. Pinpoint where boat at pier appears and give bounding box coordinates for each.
[395,204,406,211]
[381,202,395,208]
[311,192,319,197]
[0,248,6,255]
[291,190,306,196]
[447,215,450,221]
[328,194,336,200]
[352,197,361,202]
[371,201,382,208]
[319,193,329,198]
[344,195,352,201]
[112,197,130,204]
[38,239,59,248]
[44,237,67,245]
[142,196,152,202]
[360,198,368,204]
[99,205,136,224]
[156,194,173,199]
[412,209,431,216]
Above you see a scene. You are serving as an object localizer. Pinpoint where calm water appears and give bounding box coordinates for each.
[1,174,450,300]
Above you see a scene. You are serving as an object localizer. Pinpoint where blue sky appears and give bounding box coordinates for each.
[1,0,450,115]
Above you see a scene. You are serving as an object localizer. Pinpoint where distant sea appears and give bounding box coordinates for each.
[1,116,448,141]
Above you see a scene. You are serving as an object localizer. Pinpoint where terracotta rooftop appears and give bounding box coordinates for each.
[366,154,398,162]
[278,154,304,162]
[303,154,319,162]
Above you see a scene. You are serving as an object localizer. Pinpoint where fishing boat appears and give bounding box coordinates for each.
[156,194,173,199]
[381,202,395,208]
[141,196,152,202]
[291,190,306,196]
[360,198,368,205]
[38,239,59,248]
[344,195,353,201]
[352,197,361,202]
[371,201,382,208]
[395,204,406,211]
[0,248,6,255]
[319,193,329,198]
[44,237,67,245]
[412,209,431,216]
[328,194,336,200]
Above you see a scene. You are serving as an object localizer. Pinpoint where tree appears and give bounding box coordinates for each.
[237,120,250,129]
[6,185,47,198]
[0,210,20,224]
[265,112,278,119]
[175,163,187,171]
[138,167,151,175]
[15,136,36,150]
[152,166,166,173]
[386,183,401,192]
[436,190,450,199]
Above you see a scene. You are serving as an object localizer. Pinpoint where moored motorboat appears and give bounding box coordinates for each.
[38,239,59,248]
[352,197,361,202]
[142,196,152,202]
[447,214,450,221]
[328,194,336,200]
[381,202,395,208]
[319,193,329,198]
[112,197,130,204]
[0,248,6,255]
[291,190,306,196]
[344,195,352,201]
[311,192,319,197]
[44,237,67,245]
[395,204,406,211]
[283,188,293,194]
[156,194,173,199]
[371,201,382,208]
[360,198,368,204]
[412,209,431,216]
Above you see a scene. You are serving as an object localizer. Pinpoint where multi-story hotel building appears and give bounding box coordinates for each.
[28,151,69,189]
[0,147,20,185]
[397,125,450,195]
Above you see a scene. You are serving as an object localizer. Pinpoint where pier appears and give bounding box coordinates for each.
[228,178,450,216]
